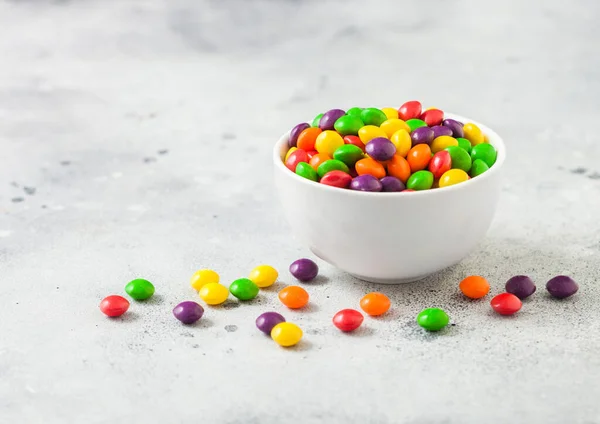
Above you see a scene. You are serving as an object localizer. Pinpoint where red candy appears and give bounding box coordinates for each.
[398,101,422,121]
[99,295,130,317]
[429,150,452,179]
[343,135,366,152]
[420,109,444,126]
[320,170,352,188]
[285,149,308,172]
[332,309,364,332]
[306,150,318,160]
[490,293,522,316]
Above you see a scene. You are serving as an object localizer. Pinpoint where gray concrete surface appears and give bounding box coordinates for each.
[1,0,600,423]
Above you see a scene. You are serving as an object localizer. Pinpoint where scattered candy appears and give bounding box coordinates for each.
[199,282,229,305]
[173,301,204,324]
[505,275,536,299]
[278,286,309,309]
[546,275,578,299]
[256,312,286,335]
[490,293,522,315]
[332,309,364,332]
[190,269,219,291]
[289,258,319,282]
[249,265,278,288]
[229,278,259,301]
[124,278,155,301]
[459,275,490,299]
[417,308,449,331]
[99,295,130,317]
[360,292,391,316]
[271,322,303,347]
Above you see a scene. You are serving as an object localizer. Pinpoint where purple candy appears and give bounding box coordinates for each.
[289,122,310,148]
[365,137,396,161]
[350,174,382,192]
[255,312,286,335]
[546,275,579,299]
[380,176,405,192]
[319,109,346,131]
[442,119,464,138]
[173,301,204,324]
[431,125,453,139]
[505,275,536,299]
[290,258,319,282]
[410,127,435,146]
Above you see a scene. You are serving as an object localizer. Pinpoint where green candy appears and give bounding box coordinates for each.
[456,137,472,154]
[317,159,350,178]
[470,159,490,177]
[445,146,472,172]
[406,170,434,190]
[295,162,318,182]
[360,108,387,126]
[334,115,364,136]
[346,107,363,118]
[229,278,259,301]
[125,278,155,300]
[333,144,364,167]
[470,143,497,167]
[417,308,449,331]
[406,119,427,132]
[311,113,323,128]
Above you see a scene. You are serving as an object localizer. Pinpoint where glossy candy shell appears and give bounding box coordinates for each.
[490,293,522,315]
[332,309,364,332]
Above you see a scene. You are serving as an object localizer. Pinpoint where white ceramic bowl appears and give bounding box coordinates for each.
[273,114,505,284]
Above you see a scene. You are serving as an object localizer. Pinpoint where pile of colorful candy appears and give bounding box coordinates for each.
[284,101,498,192]
[99,264,579,347]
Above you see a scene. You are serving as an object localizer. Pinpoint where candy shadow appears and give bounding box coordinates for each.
[116,311,139,322]
[143,294,165,306]
[302,275,329,286]
[286,339,313,352]
[189,317,213,329]
[342,326,375,337]
[368,308,402,322]
[287,302,319,314]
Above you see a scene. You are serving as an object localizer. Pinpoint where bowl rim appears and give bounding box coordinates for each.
[273,112,506,197]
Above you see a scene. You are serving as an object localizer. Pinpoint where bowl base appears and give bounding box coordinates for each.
[349,272,431,285]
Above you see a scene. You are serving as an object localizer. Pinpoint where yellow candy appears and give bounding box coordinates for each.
[380,119,410,138]
[358,125,387,144]
[463,123,485,146]
[190,269,220,291]
[483,133,489,143]
[315,130,344,156]
[285,147,297,162]
[439,169,469,188]
[390,129,412,157]
[249,265,278,288]
[430,135,458,153]
[381,107,399,120]
[199,283,229,305]
[271,322,303,347]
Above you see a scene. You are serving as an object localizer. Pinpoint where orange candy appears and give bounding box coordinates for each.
[387,155,411,183]
[355,157,386,179]
[360,292,391,316]
[296,127,322,151]
[407,144,432,173]
[459,275,490,299]
[278,286,309,309]
[309,153,331,171]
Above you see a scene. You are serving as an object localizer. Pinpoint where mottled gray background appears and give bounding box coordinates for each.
[1,0,600,423]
